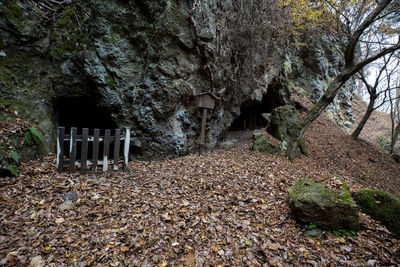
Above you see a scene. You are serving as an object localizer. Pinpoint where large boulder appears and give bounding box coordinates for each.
[289,179,360,231]
[253,131,281,154]
[353,190,400,237]
[267,105,298,149]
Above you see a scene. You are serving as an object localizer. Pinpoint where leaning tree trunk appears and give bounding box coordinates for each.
[390,121,400,154]
[351,95,376,139]
[286,73,350,160]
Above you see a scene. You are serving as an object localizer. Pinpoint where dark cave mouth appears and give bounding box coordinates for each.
[53,96,119,159]
[54,97,117,132]
[229,88,283,131]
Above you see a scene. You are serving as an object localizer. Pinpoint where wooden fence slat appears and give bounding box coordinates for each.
[81,128,89,174]
[92,128,100,172]
[56,127,65,172]
[103,129,111,172]
[113,129,121,171]
[123,127,130,170]
[69,127,77,172]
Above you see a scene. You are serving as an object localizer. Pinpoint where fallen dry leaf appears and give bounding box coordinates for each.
[120,246,129,252]
[264,241,280,251]
[55,218,65,224]
[29,255,44,267]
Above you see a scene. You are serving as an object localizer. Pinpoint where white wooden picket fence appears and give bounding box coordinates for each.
[56,127,130,173]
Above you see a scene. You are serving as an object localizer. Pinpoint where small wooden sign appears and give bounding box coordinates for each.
[198,92,216,110]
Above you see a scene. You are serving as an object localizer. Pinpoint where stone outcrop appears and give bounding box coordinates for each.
[353,190,400,237]
[289,179,360,231]
[0,0,355,162]
[286,34,356,127]
[253,131,281,154]
[267,105,298,149]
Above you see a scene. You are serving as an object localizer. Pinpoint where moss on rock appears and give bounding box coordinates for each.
[105,74,118,89]
[253,131,281,154]
[289,179,360,231]
[50,6,82,61]
[299,139,308,156]
[1,1,27,32]
[267,105,298,144]
[353,190,400,237]
[56,6,75,26]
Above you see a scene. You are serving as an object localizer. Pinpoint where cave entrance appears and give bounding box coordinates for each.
[54,97,117,132]
[229,88,283,131]
[54,97,118,160]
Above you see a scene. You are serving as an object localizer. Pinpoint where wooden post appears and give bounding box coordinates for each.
[69,127,77,172]
[103,129,111,172]
[197,92,216,153]
[113,128,121,171]
[92,128,100,172]
[123,127,130,170]
[200,109,208,145]
[81,128,89,174]
[56,127,65,172]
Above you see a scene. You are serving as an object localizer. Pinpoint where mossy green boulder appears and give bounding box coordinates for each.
[289,179,360,231]
[253,131,281,154]
[353,190,400,237]
[267,105,298,147]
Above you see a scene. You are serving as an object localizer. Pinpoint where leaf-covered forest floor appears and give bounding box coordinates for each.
[1,98,400,266]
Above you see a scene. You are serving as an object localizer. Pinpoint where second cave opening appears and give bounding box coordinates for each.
[229,87,284,130]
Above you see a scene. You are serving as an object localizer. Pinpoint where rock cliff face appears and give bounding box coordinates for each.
[287,34,356,127]
[0,0,354,162]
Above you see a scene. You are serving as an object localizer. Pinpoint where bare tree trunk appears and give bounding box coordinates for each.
[351,95,377,139]
[391,122,400,154]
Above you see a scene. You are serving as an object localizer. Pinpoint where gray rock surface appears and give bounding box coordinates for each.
[288,34,356,127]
[219,141,235,150]
[59,200,74,212]
[253,131,281,154]
[305,228,323,237]
[353,190,400,237]
[289,179,360,231]
[267,105,298,148]
[63,192,79,202]
[0,1,356,161]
